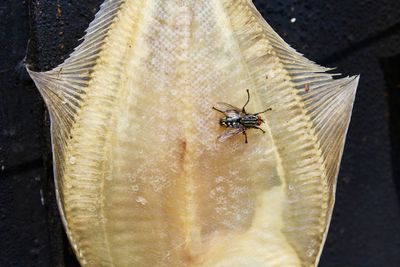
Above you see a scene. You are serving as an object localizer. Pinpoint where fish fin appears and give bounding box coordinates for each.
[298,75,359,263]
[225,0,359,195]
[303,76,359,193]
[244,0,359,196]
[25,0,125,246]
[223,0,359,265]
[26,0,124,125]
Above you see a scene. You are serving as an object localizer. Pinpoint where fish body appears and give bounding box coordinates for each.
[27,0,359,266]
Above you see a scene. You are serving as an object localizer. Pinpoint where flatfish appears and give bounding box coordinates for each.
[27,0,359,266]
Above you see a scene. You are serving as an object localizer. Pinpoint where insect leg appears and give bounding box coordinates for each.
[212,106,225,113]
[243,131,248,143]
[252,126,266,133]
[254,108,272,115]
[242,89,250,112]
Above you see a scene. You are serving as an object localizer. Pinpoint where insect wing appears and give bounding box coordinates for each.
[215,102,243,117]
[217,127,245,142]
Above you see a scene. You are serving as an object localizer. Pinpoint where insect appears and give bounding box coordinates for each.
[212,90,271,143]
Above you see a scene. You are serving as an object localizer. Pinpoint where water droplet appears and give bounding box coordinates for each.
[88,206,96,212]
[216,176,224,183]
[39,189,45,206]
[306,249,315,257]
[131,185,139,192]
[215,186,224,193]
[136,196,148,206]
[69,156,76,165]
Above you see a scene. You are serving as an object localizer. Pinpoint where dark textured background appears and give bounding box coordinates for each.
[1,0,399,266]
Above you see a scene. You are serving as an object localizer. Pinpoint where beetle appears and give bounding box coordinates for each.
[212,90,271,143]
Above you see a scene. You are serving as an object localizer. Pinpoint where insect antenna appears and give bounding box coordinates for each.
[254,108,272,115]
[242,89,250,112]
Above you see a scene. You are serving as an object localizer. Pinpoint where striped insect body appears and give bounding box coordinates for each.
[213,90,271,143]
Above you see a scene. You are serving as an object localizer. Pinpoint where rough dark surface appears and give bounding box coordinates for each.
[1,0,399,266]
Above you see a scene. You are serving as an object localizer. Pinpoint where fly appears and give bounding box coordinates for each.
[212,90,271,143]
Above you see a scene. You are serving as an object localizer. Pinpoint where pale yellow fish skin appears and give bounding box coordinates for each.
[27,0,359,266]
